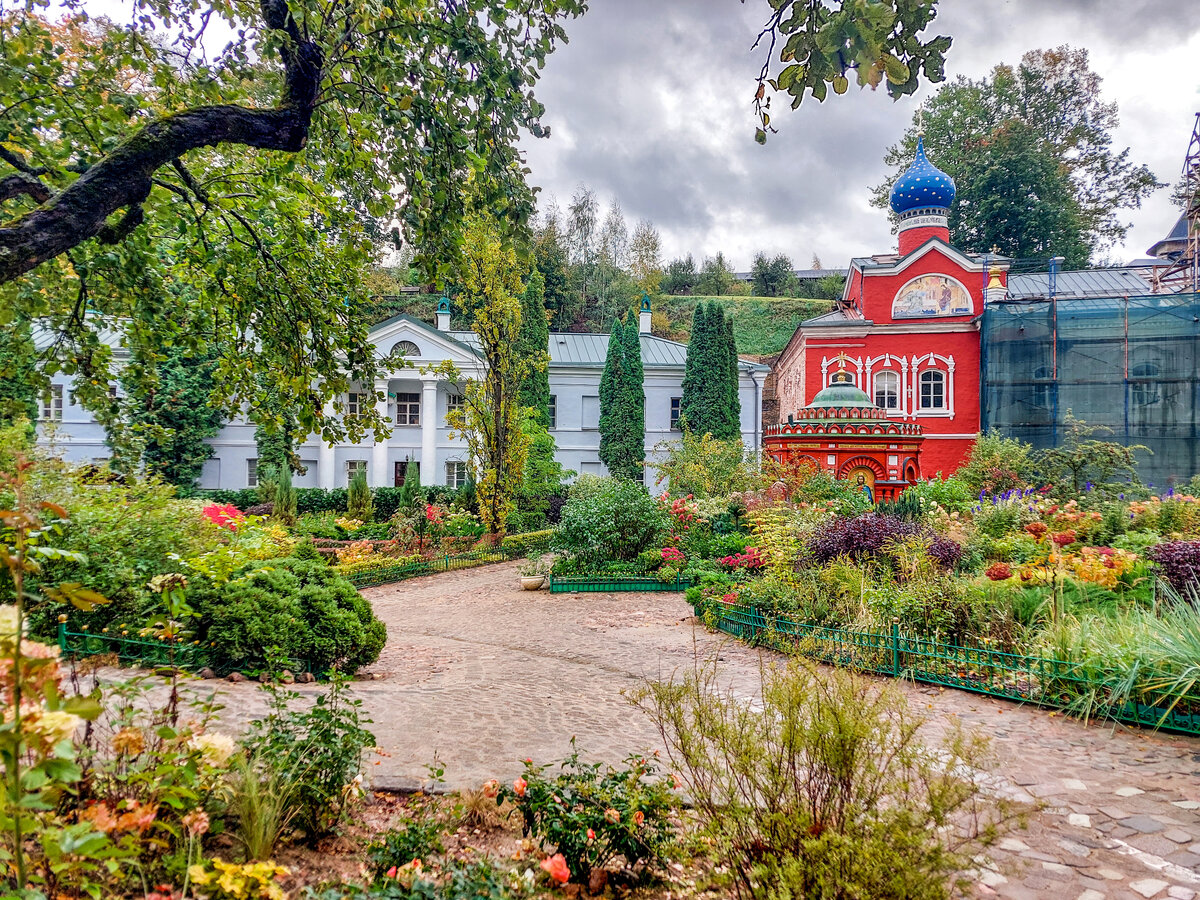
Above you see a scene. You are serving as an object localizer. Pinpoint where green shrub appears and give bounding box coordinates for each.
[555,479,667,568]
[242,675,375,839]
[500,743,676,883]
[194,556,386,673]
[902,476,974,515]
[348,471,374,522]
[367,818,444,879]
[957,431,1036,495]
[633,657,1013,900]
[498,528,556,558]
[275,464,297,526]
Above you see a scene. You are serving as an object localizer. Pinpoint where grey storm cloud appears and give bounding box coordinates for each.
[521,0,1200,270]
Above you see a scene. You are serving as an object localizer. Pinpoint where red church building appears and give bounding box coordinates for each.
[769,138,1008,492]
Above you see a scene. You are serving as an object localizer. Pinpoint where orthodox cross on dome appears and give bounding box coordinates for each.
[917,105,925,137]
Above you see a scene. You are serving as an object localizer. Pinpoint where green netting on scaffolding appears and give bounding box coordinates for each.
[981,292,1200,487]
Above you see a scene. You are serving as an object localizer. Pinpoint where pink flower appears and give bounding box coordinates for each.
[386,866,398,878]
[541,853,571,885]
[513,777,527,798]
[201,503,243,530]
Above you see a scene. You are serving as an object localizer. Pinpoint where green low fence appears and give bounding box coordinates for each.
[56,624,312,676]
[344,530,556,588]
[549,574,693,593]
[702,602,1200,736]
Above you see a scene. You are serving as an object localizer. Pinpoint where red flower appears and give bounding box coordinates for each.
[985,562,1012,582]
[586,828,596,842]
[1025,522,1048,539]
[541,853,570,885]
[1051,530,1077,547]
[201,503,243,530]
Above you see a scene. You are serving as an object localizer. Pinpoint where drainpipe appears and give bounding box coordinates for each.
[751,370,763,454]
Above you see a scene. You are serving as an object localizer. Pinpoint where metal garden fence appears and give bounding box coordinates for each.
[702,602,1200,736]
[343,531,556,588]
[548,574,693,593]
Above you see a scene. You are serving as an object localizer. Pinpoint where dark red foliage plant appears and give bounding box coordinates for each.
[1148,540,1200,596]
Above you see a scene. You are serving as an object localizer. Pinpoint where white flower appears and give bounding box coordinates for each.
[35,710,83,744]
[188,732,237,767]
[0,605,21,641]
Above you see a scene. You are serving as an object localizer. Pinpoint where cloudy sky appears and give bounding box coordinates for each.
[519,0,1200,271]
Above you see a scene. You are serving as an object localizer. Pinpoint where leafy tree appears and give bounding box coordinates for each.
[696,252,735,296]
[447,217,530,535]
[513,409,569,531]
[751,0,952,141]
[807,272,847,301]
[112,346,225,488]
[534,205,572,328]
[1035,412,1149,494]
[516,270,552,425]
[750,253,794,297]
[0,318,39,426]
[1,1,582,440]
[662,255,698,295]
[652,433,761,499]
[875,47,1161,261]
[629,220,664,295]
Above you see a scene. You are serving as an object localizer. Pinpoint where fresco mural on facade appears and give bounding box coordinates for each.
[892,274,972,318]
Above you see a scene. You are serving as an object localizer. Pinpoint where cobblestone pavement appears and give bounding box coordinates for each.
[135,561,1200,899]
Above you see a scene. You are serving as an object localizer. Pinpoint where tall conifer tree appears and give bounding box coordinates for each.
[678,304,709,435]
[598,318,627,476]
[620,317,646,479]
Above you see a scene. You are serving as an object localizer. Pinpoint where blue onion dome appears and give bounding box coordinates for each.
[889,137,956,217]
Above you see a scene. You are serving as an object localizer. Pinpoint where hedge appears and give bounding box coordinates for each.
[498,528,556,557]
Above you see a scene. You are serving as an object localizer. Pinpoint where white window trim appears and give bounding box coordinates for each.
[910,353,955,419]
[864,354,909,417]
[548,395,557,430]
[445,460,469,489]
[41,384,64,422]
[346,391,365,417]
[872,370,901,412]
[395,392,421,426]
[346,460,368,481]
[247,458,259,488]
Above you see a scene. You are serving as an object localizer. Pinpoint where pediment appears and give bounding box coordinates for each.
[369,314,482,366]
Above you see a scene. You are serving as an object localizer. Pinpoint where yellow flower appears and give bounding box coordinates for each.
[112,727,145,756]
[35,710,82,744]
[189,732,237,767]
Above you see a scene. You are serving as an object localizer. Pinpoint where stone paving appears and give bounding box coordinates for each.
[138,561,1200,898]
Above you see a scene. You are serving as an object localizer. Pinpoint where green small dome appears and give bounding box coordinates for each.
[809,370,875,408]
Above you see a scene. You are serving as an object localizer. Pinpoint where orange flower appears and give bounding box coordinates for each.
[513,777,527,798]
[540,853,570,885]
[482,779,499,799]
[633,810,645,827]
[604,808,620,824]
[586,828,596,842]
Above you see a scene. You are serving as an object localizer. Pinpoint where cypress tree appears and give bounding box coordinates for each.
[620,317,646,479]
[598,318,627,476]
[701,301,725,436]
[722,309,741,440]
[679,303,709,435]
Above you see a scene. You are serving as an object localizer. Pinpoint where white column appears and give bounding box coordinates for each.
[421,376,440,485]
[371,379,390,488]
[318,399,336,489]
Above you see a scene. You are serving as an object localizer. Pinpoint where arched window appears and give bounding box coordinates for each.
[394,340,420,357]
[919,370,945,410]
[874,371,900,410]
[1131,362,1161,406]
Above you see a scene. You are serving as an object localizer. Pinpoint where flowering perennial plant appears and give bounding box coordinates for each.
[498,743,676,883]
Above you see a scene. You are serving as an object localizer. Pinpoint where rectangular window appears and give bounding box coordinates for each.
[247,458,258,488]
[445,393,464,423]
[347,391,365,416]
[919,370,946,410]
[874,371,900,410]
[446,461,469,489]
[41,384,63,421]
[346,460,368,482]
[670,397,682,430]
[548,395,557,429]
[395,392,421,426]
[581,395,600,429]
[394,460,420,486]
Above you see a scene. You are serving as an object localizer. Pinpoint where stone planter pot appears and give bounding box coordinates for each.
[520,575,546,591]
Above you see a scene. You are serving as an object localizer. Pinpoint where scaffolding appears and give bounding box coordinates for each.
[981,292,1200,486]
[1151,113,1200,294]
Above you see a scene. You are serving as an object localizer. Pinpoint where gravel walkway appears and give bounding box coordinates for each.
[116,561,1200,899]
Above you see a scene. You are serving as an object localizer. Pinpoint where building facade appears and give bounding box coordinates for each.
[37,301,769,490]
[773,138,1007,480]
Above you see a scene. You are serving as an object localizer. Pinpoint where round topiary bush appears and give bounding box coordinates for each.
[194,556,386,674]
[555,478,668,569]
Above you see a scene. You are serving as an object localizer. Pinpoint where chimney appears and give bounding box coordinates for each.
[638,293,652,334]
[435,297,451,331]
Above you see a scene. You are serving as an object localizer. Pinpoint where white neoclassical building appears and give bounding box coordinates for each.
[36,301,769,490]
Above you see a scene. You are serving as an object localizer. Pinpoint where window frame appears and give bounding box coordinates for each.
[918,369,946,411]
[548,394,557,429]
[346,391,365,417]
[873,371,900,411]
[346,460,368,482]
[395,392,421,426]
[247,458,259,488]
[445,393,464,423]
[41,384,64,421]
[445,460,469,489]
[1130,361,1161,407]
[394,340,421,357]
[669,397,682,430]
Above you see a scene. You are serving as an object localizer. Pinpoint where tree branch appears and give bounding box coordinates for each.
[0,0,324,285]
[0,173,51,205]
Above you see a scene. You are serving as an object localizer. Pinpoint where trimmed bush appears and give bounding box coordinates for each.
[498,528,556,557]
[193,556,386,673]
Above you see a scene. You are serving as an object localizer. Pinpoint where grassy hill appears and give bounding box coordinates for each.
[369,293,834,357]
